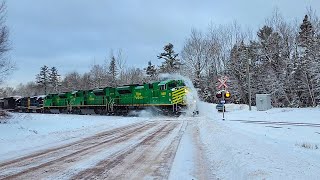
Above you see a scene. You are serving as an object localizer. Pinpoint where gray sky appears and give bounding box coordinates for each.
[4,0,320,87]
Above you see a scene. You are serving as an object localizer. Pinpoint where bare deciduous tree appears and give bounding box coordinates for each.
[0,1,14,84]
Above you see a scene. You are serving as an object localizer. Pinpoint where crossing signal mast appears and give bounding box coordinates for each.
[216,76,231,120]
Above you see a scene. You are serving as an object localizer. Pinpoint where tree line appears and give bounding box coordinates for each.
[179,9,320,107]
[1,9,320,107]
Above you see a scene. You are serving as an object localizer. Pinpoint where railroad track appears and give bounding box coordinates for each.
[230,120,320,128]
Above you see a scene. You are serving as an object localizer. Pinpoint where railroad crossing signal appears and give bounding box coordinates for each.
[216,90,231,99]
[218,77,228,89]
[216,93,222,98]
[224,91,231,99]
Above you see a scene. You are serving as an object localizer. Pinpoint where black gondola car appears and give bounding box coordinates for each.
[2,97,20,111]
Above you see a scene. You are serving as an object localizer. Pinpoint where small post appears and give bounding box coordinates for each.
[247,57,252,111]
[222,90,225,121]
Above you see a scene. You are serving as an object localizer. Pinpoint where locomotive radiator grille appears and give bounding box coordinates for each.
[172,87,187,104]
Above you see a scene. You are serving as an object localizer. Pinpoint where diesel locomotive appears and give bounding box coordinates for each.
[0,79,197,116]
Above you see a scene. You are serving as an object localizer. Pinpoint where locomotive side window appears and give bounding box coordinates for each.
[149,84,153,89]
[93,91,105,96]
[118,89,131,94]
[160,85,166,90]
[59,95,66,98]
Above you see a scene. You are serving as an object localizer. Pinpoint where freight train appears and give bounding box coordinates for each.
[0,79,197,116]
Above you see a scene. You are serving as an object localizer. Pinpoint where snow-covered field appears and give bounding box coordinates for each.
[0,103,319,179]
[197,102,320,179]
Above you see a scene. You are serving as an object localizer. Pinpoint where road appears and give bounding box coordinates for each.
[0,120,191,180]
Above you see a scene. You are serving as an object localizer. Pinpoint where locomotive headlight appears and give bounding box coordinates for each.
[185,89,189,93]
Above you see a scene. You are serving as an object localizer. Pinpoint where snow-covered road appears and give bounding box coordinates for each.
[0,119,192,179]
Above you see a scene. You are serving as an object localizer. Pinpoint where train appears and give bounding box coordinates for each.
[0,79,198,116]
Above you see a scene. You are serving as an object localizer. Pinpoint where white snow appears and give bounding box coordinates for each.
[1,103,320,179]
[196,102,320,179]
[0,113,148,161]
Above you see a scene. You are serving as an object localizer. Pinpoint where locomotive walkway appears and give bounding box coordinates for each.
[0,120,189,179]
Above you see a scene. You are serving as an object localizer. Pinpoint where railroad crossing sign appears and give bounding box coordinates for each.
[218,77,228,89]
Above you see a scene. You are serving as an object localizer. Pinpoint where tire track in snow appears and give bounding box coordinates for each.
[71,121,186,180]
[0,121,158,180]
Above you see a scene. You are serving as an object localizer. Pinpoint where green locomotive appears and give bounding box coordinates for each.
[43,79,194,115]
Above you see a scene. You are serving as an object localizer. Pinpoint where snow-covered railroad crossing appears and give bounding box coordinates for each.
[0,103,320,179]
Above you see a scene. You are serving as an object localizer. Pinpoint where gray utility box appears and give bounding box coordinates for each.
[256,94,272,111]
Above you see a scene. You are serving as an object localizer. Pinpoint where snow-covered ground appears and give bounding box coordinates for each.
[0,103,320,179]
[197,102,320,179]
[0,113,150,161]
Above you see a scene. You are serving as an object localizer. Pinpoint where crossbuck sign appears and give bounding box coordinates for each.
[217,76,228,89]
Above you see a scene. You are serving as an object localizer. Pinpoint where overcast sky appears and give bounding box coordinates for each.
[3,0,320,87]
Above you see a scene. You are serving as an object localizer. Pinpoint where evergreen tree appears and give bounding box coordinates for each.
[297,15,317,106]
[36,65,50,94]
[298,15,315,48]
[49,67,60,93]
[109,55,118,87]
[227,42,250,104]
[158,43,182,74]
[255,25,291,106]
[144,61,157,80]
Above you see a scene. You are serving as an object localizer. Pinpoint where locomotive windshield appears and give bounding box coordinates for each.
[168,82,177,89]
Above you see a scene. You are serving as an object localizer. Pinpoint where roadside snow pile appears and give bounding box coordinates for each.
[0,113,148,161]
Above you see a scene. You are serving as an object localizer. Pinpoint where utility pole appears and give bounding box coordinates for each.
[247,58,252,111]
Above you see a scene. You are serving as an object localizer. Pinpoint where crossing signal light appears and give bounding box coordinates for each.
[224,91,231,99]
[216,93,222,98]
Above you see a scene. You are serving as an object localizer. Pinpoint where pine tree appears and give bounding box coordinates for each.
[299,15,315,48]
[158,43,182,74]
[297,15,317,106]
[227,42,250,104]
[255,25,291,106]
[49,67,60,93]
[144,61,157,80]
[109,56,118,87]
[36,65,50,94]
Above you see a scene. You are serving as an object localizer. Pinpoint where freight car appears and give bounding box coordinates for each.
[15,96,44,112]
[43,79,194,115]
[0,96,21,111]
